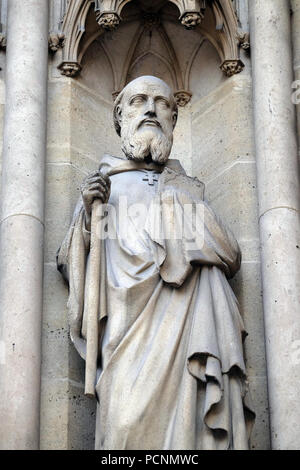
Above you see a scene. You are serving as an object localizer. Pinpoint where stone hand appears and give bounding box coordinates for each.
[81,172,111,228]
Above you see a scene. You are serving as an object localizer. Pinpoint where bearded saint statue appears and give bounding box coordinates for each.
[57,76,255,450]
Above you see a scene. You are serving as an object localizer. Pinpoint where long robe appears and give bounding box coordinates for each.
[57,155,255,450]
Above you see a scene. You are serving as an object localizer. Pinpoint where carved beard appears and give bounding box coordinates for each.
[120,119,173,164]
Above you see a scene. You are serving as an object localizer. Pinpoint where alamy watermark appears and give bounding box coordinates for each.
[92,196,205,253]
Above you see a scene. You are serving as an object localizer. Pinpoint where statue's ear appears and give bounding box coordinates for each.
[172,110,178,129]
[116,104,122,126]
[113,101,123,136]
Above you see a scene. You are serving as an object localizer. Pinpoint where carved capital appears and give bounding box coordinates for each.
[220,59,244,77]
[180,12,204,30]
[174,90,192,107]
[96,12,120,31]
[58,61,81,77]
[237,30,250,51]
[49,32,65,53]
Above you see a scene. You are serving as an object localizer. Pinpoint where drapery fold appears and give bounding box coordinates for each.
[57,155,255,450]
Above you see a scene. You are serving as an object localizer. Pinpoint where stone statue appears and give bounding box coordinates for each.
[57,75,255,450]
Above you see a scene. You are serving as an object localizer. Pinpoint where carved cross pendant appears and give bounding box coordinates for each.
[142,171,159,186]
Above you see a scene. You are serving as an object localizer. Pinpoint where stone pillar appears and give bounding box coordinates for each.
[249,0,300,450]
[0,0,49,449]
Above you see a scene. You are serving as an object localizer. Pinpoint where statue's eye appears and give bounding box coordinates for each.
[156,98,170,109]
[130,95,146,105]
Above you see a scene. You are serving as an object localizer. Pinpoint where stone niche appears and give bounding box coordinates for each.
[41,0,270,449]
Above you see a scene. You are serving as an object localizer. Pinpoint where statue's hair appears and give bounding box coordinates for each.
[113,78,178,136]
[113,90,125,137]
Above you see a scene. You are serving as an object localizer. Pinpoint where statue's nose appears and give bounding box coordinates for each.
[144,97,156,116]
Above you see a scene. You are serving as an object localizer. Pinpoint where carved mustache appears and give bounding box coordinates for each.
[137,118,162,129]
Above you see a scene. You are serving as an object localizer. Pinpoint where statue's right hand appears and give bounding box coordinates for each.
[81,171,111,219]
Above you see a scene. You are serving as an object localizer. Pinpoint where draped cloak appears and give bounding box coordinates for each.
[57,154,255,450]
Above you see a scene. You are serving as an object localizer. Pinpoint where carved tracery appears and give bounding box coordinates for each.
[58,0,246,102]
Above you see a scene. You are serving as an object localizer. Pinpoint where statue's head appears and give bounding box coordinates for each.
[113,76,178,164]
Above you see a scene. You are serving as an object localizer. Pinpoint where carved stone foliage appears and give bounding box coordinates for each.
[94,0,129,31]
[96,11,120,30]
[220,58,244,77]
[58,61,82,76]
[58,0,245,97]
[49,31,65,52]
[169,0,206,29]
[174,90,192,107]
[180,11,203,29]
[237,29,250,51]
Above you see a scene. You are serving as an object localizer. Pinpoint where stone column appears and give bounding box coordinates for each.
[0,0,49,449]
[249,0,300,450]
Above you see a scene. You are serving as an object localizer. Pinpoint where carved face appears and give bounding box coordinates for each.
[114,76,178,164]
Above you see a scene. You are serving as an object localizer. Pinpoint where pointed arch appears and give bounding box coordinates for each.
[184,37,205,89]
[58,0,244,78]
[127,50,178,89]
